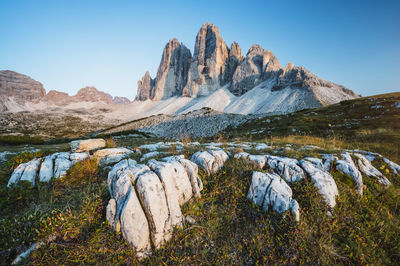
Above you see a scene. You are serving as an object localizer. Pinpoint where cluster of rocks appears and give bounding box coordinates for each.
[104,149,231,258]
[135,23,358,104]
[7,139,133,187]
[7,139,400,260]
[235,149,396,214]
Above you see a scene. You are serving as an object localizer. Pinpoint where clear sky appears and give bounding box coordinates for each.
[0,0,399,100]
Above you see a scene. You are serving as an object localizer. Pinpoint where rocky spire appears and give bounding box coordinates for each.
[135,71,154,101]
[151,38,192,100]
[183,23,229,97]
[230,44,281,96]
[224,42,243,84]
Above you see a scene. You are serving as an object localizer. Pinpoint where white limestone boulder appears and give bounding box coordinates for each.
[255,143,272,151]
[147,161,184,228]
[70,138,106,152]
[247,171,300,222]
[119,186,152,259]
[336,152,364,194]
[140,151,164,162]
[248,155,267,169]
[148,160,193,205]
[69,152,89,164]
[383,157,400,175]
[38,156,54,183]
[177,158,203,198]
[18,158,41,186]
[321,154,339,172]
[93,147,133,166]
[300,159,339,208]
[160,156,203,198]
[191,150,229,175]
[233,152,250,160]
[135,170,172,248]
[265,155,306,182]
[247,171,270,206]
[139,142,168,151]
[207,150,229,170]
[191,151,219,175]
[54,156,72,179]
[7,162,28,187]
[354,153,391,186]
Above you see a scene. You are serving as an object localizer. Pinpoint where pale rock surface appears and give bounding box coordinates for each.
[0,70,46,111]
[93,147,133,166]
[38,156,54,182]
[231,45,281,96]
[233,152,250,160]
[151,39,192,100]
[135,71,154,101]
[265,155,306,182]
[135,170,172,248]
[140,151,164,162]
[383,158,400,175]
[7,162,28,187]
[70,138,106,152]
[248,155,267,169]
[183,23,229,97]
[69,152,89,164]
[354,153,391,186]
[303,157,324,170]
[54,156,72,179]
[207,149,229,170]
[255,143,272,151]
[19,158,41,186]
[161,156,203,197]
[336,152,364,194]
[120,187,152,258]
[191,150,219,175]
[247,171,270,206]
[147,161,184,227]
[247,171,300,222]
[300,159,339,208]
[140,142,169,151]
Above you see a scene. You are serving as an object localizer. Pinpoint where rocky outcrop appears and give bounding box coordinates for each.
[231,45,281,96]
[135,71,154,101]
[265,155,306,183]
[224,42,243,84]
[190,149,229,175]
[106,155,204,258]
[0,70,131,111]
[183,23,229,97]
[112,96,131,104]
[0,70,46,111]
[247,171,300,222]
[134,22,359,112]
[150,39,192,100]
[299,159,339,208]
[70,138,106,152]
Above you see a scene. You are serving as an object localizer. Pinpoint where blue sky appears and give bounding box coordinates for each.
[0,0,399,99]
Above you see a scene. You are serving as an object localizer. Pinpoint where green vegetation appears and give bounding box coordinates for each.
[0,93,400,264]
[225,92,400,162]
[0,135,44,145]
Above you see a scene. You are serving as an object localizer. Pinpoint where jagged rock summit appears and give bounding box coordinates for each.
[135,23,359,113]
[0,70,130,112]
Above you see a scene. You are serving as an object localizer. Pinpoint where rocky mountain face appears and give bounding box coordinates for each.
[0,70,130,111]
[136,23,359,108]
[0,70,46,111]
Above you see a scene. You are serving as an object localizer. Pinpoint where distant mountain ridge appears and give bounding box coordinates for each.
[135,23,359,110]
[0,70,130,112]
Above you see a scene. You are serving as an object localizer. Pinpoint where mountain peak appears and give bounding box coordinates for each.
[134,23,358,112]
